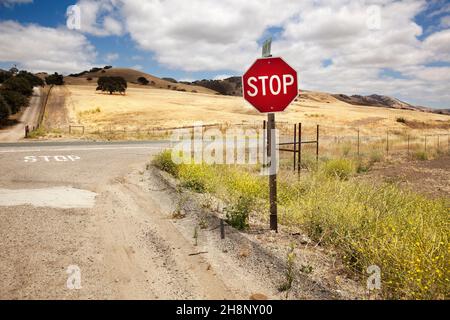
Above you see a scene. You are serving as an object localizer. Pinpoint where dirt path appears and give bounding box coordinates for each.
[0,87,42,142]
[365,155,450,198]
[43,85,69,130]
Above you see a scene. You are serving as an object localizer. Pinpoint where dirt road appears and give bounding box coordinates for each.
[0,141,277,299]
[43,85,69,130]
[0,87,42,142]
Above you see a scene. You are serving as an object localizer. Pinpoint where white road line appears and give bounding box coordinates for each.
[0,146,167,153]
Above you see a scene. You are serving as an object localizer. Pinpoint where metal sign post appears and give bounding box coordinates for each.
[242,38,298,232]
[263,38,277,232]
[267,113,277,232]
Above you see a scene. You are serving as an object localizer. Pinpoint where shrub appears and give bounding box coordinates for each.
[0,71,12,83]
[0,94,11,120]
[137,77,149,85]
[2,77,33,96]
[16,71,44,87]
[0,90,28,114]
[369,151,383,164]
[162,77,178,83]
[96,76,127,95]
[45,73,64,85]
[152,150,179,177]
[178,164,215,193]
[225,196,252,230]
[104,65,112,70]
[321,158,355,179]
[413,150,428,161]
[89,67,102,73]
[396,117,407,124]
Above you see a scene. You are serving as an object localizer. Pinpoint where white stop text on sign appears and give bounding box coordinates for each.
[246,74,295,97]
[24,155,81,163]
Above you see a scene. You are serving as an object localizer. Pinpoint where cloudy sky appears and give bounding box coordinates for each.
[0,0,449,108]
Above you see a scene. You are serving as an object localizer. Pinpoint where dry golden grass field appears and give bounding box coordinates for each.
[65,84,449,136]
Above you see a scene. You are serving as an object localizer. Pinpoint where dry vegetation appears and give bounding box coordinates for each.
[64,85,450,138]
[152,151,449,300]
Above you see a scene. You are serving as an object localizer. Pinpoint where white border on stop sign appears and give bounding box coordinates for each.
[241,56,299,113]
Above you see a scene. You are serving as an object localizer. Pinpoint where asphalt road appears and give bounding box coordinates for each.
[0,140,247,299]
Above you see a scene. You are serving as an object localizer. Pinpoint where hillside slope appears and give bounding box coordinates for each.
[64,67,217,94]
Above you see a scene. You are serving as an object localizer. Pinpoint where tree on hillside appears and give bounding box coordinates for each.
[0,71,12,84]
[2,77,33,97]
[45,73,64,85]
[96,76,127,95]
[9,66,18,75]
[0,90,29,114]
[162,77,177,83]
[137,77,149,85]
[0,94,11,121]
[192,79,233,95]
[17,71,45,87]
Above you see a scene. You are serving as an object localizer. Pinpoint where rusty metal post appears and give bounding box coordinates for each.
[267,113,277,232]
[386,130,389,156]
[263,120,267,167]
[357,128,360,157]
[407,135,410,156]
[220,219,225,240]
[316,124,320,164]
[293,124,297,171]
[298,123,302,175]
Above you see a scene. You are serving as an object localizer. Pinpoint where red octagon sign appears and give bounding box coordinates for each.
[242,57,298,113]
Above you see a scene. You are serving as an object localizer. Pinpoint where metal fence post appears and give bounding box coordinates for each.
[357,128,360,157]
[386,130,389,156]
[293,124,297,171]
[298,123,302,175]
[316,124,320,164]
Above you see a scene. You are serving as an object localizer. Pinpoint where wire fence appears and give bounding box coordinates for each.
[65,121,450,165]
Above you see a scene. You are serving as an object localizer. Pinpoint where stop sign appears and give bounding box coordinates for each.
[242,57,298,113]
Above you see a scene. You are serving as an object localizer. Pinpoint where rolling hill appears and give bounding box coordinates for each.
[30,66,448,116]
[64,67,217,94]
[185,76,448,115]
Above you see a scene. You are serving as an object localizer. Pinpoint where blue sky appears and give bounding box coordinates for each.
[0,0,230,80]
[1,0,450,108]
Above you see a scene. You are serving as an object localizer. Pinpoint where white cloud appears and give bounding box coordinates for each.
[2,0,450,107]
[120,0,304,72]
[76,0,123,36]
[0,21,96,74]
[70,0,446,107]
[105,52,119,63]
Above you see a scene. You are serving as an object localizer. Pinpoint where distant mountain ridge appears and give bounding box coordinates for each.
[185,76,448,115]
